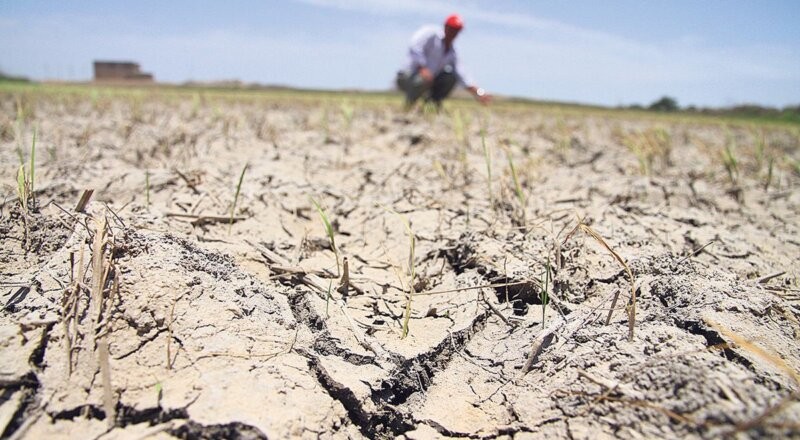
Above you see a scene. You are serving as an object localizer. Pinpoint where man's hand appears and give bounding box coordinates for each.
[468,86,492,105]
[419,67,434,85]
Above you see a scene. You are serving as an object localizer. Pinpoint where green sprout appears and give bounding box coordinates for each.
[507,147,526,226]
[482,131,493,208]
[382,206,416,339]
[15,128,36,212]
[722,142,739,185]
[311,197,340,277]
[340,101,354,129]
[541,258,550,328]
[16,165,27,212]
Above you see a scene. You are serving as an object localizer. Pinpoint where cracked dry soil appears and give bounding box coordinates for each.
[2,90,800,439]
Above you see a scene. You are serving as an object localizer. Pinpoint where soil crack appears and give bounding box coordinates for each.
[304,352,412,439]
[372,310,491,406]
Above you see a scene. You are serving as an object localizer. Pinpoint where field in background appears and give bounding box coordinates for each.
[4,80,800,126]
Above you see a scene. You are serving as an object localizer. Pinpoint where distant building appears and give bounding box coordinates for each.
[93,61,154,82]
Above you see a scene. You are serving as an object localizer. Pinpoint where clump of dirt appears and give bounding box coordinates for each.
[0,203,75,266]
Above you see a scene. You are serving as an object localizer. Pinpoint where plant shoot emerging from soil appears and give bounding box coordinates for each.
[311,197,340,277]
[722,133,739,186]
[229,164,248,235]
[382,205,416,339]
[15,128,36,213]
[566,220,637,341]
[541,257,551,328]
[506,144,527,226]
[482,130,494,209]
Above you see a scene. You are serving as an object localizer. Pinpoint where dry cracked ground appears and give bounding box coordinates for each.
[1,89,800,439]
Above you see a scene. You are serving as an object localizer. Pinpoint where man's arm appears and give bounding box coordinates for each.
[453,57,490,105]
[408,35,428,72]
[408,28,435,84]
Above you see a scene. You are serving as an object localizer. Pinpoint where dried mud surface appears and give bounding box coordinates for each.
[2,92,800,439]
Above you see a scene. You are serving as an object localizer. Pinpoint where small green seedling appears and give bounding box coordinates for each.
[508,153,525,208]
[15,129,36,212]
[790,157,800,177]
[433,159,450,186]
[507,148,526,225]
[482,131,493,208]
[622,127,672,176]
[15,119,25,166]
[754,131,766,171]
[383,206,416,339]
[722,135,739,185]
[16,165,27,212]
[340,101,354,129]
[311,197,340,277]
[155,382,163,403]
[321,107,332,143]
[15,96,25,124]
[540,258,550,328]
[191,93,201,117]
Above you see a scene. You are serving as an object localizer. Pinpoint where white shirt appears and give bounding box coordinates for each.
[403,25,472,88]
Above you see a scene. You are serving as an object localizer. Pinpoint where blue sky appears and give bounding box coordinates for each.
[1,0,799,107]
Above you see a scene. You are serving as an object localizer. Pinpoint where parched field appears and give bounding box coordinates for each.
[2,84,800,439]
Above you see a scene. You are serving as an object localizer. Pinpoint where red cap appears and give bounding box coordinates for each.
[445,14,463,30]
